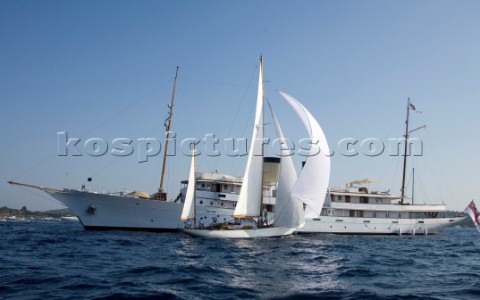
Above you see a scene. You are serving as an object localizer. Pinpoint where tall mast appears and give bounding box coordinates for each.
[400,98,411,204]
[259,56,265,218]
[159,67,179,196]
[193,145,197,227]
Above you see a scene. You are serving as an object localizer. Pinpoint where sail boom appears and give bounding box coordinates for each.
[233,215,259,219]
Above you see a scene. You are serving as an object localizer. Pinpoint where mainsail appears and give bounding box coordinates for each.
[268,103,303,228]
[233,57,264,219]
[278,91,331,218]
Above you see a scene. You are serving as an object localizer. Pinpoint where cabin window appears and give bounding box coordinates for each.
[199,200,203,205]
[338,195,343,201]
[349,210,355,217]
[223,184,228,190]
[360,197,368,204]
[345,196,351,203]
[210,201,213,205]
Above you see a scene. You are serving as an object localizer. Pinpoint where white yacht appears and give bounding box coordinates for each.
[298,98,466,234]
[298,179,464,235]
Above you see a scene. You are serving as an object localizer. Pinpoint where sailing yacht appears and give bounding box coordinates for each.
[9,68,185,231]
[182,57,307,238]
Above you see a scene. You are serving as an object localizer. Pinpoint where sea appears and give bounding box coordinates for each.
[1,221,479,300]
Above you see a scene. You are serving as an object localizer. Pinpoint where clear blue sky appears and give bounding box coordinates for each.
[1,0,479,211]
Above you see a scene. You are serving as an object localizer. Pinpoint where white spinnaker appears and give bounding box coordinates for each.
[268,103,304,228]
[278,91,330,218]
[233,57,264,218]
[180,148,196,221]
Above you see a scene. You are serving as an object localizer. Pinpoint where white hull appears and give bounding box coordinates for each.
[182,226,295,238]
[46,189,464,235]
[296,215,466,235]
[47,189,236,231]
[48,190,183,231]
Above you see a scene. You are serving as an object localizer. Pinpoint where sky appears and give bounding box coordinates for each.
[1,0,479,212]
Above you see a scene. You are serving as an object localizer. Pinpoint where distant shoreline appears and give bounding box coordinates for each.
[0,206,75,220]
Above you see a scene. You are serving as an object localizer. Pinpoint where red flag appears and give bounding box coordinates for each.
[409,102,416,111]
[465,200,480,232]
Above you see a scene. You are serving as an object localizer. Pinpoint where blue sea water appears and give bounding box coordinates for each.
[1,221,479,300]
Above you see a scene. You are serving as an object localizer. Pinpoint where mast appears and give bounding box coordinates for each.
[400,98,411,204]
[158,66,179,198]
[259,55,265,220]
[411,168,415,205]
[193,146,197,227]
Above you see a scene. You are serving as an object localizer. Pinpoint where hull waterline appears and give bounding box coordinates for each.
[182,226,295,238]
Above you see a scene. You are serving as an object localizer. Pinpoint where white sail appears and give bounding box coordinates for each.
[180,147,196,221]
[268,103,304,228]
[278,91,330,218]
[233,57,264,218]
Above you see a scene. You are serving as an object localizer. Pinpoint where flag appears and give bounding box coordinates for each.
[409,101,416,111]
[464,200,480,232]
[408,100,422,113]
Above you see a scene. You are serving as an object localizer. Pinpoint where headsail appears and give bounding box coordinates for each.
[268,103,303,228]
[278,91,330,218]
[180,147,196,221]
[233,56,265,219]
